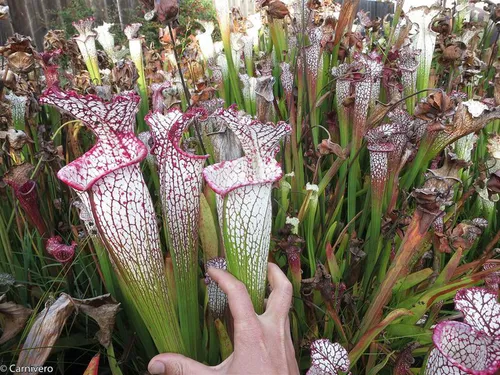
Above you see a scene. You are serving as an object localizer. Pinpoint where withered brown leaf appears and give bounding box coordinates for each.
[0,295,32,344]
[16,293,120,373]
[16,294,74,372]
[72,294,120,348]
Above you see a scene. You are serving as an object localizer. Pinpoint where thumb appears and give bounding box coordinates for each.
[148,353,215,375]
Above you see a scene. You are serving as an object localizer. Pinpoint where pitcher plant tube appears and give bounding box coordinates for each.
[73,17,101,84]
[426,287,500,375]
[146,108,208,359]
[39,87,185,355]
[203,106,291,312]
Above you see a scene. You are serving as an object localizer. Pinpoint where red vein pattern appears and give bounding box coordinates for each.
[280,62,294,107]
[387,109,411,169]
[40,88,184,354]
[331,61,356,123]
[429,321,500,375]
[204,156,282,312]
[46,236,76,263]
[426,348,467,375]
[151,81,172,113]
[213,105,290,158]
[147,109,208,275]
[5,179,48,238]
[203,108,290,312]
[307,339,350,375]
[357,52,383,109]
[353,53,382,141]
[426,288,500,374]
[398,45,420,94]
[74,191,99,238]
[147,108,208,357]
[332,53,382,146]
[37,49,62,89]
[454,287,500,337]
[40,87,146,191]
[365,124,397,186]
[483,263,500,291]
[304,27,323,93]
[205,257,228,319]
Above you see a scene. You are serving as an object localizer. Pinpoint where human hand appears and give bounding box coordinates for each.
[148,262,299,375]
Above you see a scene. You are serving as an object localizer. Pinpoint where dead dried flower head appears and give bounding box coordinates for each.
[415,91,457,132]
[0,34,36,74]
[111,60,139,91]
[43,30,67,52]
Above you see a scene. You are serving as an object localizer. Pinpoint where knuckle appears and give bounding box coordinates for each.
[166,362,185,375]
[237,313,259,329]
[230,280,247,294]
[250,328,266,343]
[281,279,293,295]
[237,316,260,330]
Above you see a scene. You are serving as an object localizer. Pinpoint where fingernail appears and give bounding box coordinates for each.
[148,361,165,374]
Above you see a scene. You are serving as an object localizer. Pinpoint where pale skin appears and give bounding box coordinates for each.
[148,263,300,375]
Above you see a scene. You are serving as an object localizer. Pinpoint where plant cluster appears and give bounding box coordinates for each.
[0,0,499,374]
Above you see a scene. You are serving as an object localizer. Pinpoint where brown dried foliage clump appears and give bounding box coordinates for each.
[414,91,457,132]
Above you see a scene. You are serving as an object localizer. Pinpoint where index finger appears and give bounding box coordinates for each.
[207,268,259,327]
[263,263,293,319]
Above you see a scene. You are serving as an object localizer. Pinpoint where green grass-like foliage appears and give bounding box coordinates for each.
[0,0,499,373]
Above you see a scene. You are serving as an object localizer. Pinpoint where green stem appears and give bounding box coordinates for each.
[275,179,291,232]
[401,138,432,189]
[288,257,306,329]
[347,156,360,233]
[362,194,383,293]
[317,157,346,196]
[377,240,393,282]
[215,319,233,360]
[292,73,306,209]
[269,18,286,63]
[221,37,244,108]
[171,256,201,360]
[305,190,319,275]
[129,38,149,131]
[0,211,15,274]
[107,343,124,375]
